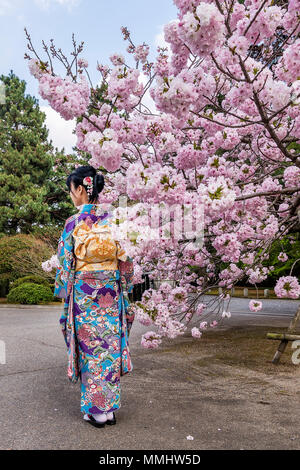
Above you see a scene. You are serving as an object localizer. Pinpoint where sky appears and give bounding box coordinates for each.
[0,0,177,153]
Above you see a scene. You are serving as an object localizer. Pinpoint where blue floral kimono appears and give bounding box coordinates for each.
[53,203,135,416]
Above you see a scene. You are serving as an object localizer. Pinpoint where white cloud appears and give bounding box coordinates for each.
[41,105,77,153]
[0,0,80,15]
[154,26,170,52]
[34,0,81,10]
[0,0,20,15]
[0,81,6,104]
[139,73,157,114]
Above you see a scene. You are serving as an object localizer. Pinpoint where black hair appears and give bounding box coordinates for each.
[66,165,105,203]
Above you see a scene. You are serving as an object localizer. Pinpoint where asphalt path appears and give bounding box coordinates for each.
[0,298,299,450]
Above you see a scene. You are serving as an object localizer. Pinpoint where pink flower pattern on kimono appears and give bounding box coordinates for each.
[54,203,135,415]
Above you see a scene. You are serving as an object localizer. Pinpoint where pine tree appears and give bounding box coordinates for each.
[0,70,76,234]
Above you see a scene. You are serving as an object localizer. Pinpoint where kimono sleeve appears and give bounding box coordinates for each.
[116,241,134,294]
[53,216,76,299]
[116,241,135,337]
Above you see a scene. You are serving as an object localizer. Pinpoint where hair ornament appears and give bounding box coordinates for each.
[82,176,93,196]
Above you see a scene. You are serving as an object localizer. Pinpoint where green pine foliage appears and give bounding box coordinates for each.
[0,70,78,234]
[0,71,53,233]
[263,234,300,282]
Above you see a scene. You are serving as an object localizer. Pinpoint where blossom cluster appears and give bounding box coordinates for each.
[35,0,300,349]
[28,59,90,120]
[274,276,300,299]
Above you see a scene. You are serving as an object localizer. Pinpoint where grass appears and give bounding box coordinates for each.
[159,325,300,376]
[206,287,282,299]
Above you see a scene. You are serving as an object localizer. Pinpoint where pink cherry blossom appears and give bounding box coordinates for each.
[274,277,300,299]
[249,300,262,312]
[35,0,300,349]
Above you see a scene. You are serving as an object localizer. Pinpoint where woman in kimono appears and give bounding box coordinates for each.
[54,165,135,428]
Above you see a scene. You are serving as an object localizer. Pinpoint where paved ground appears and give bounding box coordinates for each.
[0,298,299,450]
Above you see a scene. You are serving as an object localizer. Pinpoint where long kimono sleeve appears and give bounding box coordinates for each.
[116,241,135,336]
[54,216,76,299]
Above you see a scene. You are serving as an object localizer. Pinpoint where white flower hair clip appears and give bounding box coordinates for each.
[82,176,93,196]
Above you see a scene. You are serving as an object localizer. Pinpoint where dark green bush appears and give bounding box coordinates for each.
[7,283,54,305]
[10,275,51,291]
[0,279,9,297]
[0,233,56,296]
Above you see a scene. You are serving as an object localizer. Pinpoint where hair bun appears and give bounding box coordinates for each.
[95,173,105,192]
[66,165,104,203]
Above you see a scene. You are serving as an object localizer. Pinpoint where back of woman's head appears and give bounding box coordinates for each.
[66,165,105,203]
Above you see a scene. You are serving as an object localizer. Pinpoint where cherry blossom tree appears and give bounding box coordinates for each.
[27,0,300,348]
